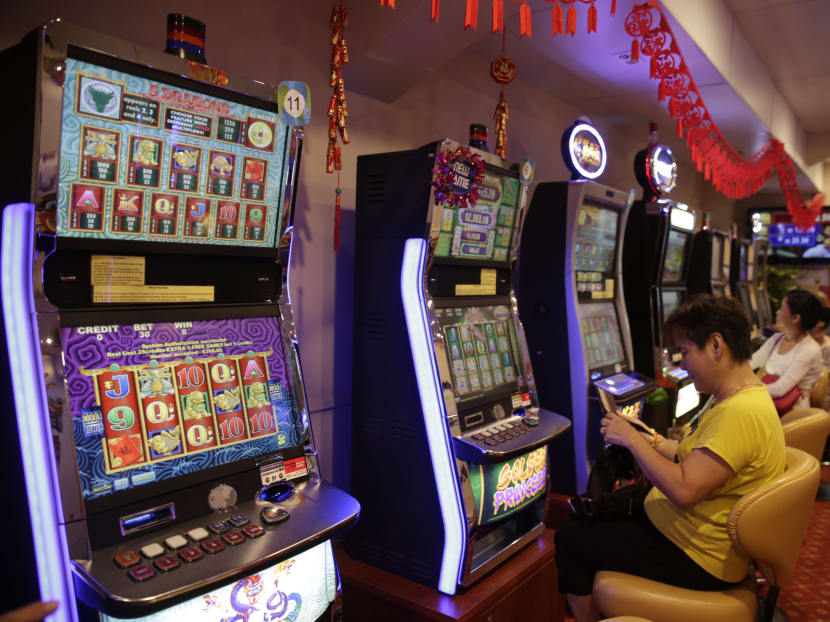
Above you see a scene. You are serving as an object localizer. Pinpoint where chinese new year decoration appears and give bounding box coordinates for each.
[491,55,517,158]
[625,1,824,229]
[327,4,350,251]
[432,147,486,210]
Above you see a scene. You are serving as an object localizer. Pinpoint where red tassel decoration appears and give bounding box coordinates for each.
[658,79,667,101]
[676,118,683,138]
[334,187,341,251]
[566,4,577,35]
[431,0,440,22]
[704,161,711,180]
[649,54,657,79]
[630,38,639,63]
[465,0,479,30]
[492,0,504,32]
[380,0,395,7]
[553,2,564,35]
[519,1,532,37]
[587,2,597,33]
[610,0,616,15]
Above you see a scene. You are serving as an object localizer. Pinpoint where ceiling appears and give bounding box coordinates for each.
[338,0,830,195]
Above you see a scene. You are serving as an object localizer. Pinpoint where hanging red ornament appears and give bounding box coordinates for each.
[587,2,597,33]
[380,0,395,7]
[552,1,564,35]
[515,0,532,37]
[490,55,518,83]
[610,0,616,15]
[566,4,577,34]
[492,0,504,32]
[494,88,509,157]
[327,4,350,251]
[630,38,640,63]
[465,0,479,30]
[431,0,440,22]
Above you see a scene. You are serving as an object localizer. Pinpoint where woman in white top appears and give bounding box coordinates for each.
[750,289,823,411]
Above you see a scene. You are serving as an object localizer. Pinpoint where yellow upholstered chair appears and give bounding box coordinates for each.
[809,368,829,408]
[780,407,830,462]
[592,447,820,622]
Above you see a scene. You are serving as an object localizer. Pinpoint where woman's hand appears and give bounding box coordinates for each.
[0,602,58,622]
[599,411,645,450]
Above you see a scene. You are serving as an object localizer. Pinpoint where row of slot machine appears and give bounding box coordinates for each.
[1,21,359,622]
[1,20,778,620]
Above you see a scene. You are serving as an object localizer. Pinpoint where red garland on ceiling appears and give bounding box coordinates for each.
[625,1,824,229]
[327,4,351,251]
[380,0,611,37]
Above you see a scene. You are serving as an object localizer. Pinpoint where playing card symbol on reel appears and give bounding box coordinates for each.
[174,361,219,451]
[208,357,250,444]
[138,365,184,461]
[184,197,211,238]
[95,368,147,470]
[238,353,277,439]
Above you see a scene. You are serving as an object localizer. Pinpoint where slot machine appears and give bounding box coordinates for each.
[517,121,655,495]
[731,238,761,338]
[688,218,732,299]
[351,139,570,594]
[753,238,774,334]
[0,21,358,621]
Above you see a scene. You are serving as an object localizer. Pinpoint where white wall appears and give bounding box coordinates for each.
[2,2,733,490]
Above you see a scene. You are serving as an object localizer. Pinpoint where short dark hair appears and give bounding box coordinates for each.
[663,294,751,362]
[783,289,824,332]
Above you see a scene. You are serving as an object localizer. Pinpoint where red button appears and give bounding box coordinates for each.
[221,531,245,546]
[154,555,180,573]
[127,564,155,582]
[202,538,226,554]
[178,546,204,563]
[114,551,141,568]
[242,524,264,538]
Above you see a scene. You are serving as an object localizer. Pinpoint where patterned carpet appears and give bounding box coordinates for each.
[774,466,830,621]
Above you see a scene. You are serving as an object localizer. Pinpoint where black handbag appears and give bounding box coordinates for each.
[568,443,651,521]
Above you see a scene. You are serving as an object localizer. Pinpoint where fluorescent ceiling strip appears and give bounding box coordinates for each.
[400,238,465,595]
[1,203,76,621]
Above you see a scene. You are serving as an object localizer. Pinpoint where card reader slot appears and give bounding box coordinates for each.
[119,502,176,536]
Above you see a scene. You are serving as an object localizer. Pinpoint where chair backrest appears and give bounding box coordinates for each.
[727,447,820,588]
[780,408,830,462]
[809,368,829,407]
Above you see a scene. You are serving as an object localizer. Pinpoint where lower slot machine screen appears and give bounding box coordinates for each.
[102,541,337,622]
[435,304,522,403]
[662,229,690,282]
[61,316,301,502]
[577,302,625,370]
[661,290,684,322]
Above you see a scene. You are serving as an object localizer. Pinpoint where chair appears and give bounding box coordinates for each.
[592,447,820,622]
[780,407,830,500]
[809,368,829,408]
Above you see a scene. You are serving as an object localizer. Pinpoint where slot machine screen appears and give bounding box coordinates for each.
[577,302,625,369]
[433,171,521,263]
[62,316,302,502]
[711,236,723,280]
[674,382,700,419]
[436,304,522,404]
[575,201,618,272]
[57,52,289,247]
[662,230,691,283]
[740,244,748,281]
[661,290,684,322]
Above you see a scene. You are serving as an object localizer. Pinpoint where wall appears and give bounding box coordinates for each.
[2,2,734,491]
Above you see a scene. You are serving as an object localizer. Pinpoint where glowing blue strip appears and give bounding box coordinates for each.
[400,238,465,595]
[1,203,76,621]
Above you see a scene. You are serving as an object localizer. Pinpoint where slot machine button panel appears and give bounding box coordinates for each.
[154,555,181,573]
[208,521,230,535]
[242,524,264,538]
[139,543,165,559]
[113,551,141,569]
[226,513,250,527]
[186,527,210,542]
[201,538,226,554]
[221,531,245,546]
[178,546,204,563]
[127,564,156,582]
[164,535,188,550]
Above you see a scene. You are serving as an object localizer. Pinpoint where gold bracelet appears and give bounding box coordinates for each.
[649,431,664,449]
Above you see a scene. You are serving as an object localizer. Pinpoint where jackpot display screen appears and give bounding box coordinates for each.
[57,55,288,246]
[435,304,522,403]
[103,541,336,622]
[662,230,690,283]
[62,316,302,501]
[574,201,618,273]
[578,302,625,369]
[434,171,521,263]
[468,446,547,526]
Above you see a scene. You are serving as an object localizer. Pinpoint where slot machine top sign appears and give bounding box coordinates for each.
[635,142,677,198]
[561,122,607,180]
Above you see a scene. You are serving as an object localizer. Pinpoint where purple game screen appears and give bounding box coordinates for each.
[62,316,300,501]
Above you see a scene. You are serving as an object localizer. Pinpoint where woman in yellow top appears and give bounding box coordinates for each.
[556,294,786,622]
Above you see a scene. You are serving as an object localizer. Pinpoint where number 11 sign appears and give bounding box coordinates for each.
[278,81,311,127]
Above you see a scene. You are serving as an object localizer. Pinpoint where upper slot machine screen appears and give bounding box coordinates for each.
[577,302,625,369]
[575,201,618,272]
[435,304,522,404]
[433,171,521,263]
[62,316,302,502]
[57,54,287,247]
[662,230,690,283]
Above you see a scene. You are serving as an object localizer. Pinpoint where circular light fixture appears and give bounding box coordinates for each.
[562,122,607,180]
[645,143,677,196]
